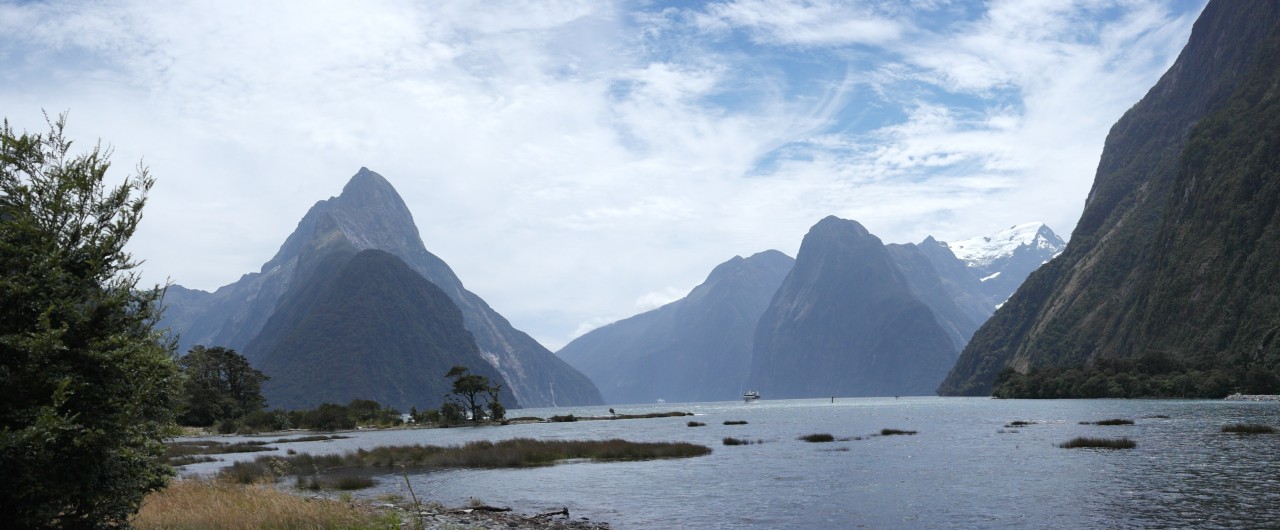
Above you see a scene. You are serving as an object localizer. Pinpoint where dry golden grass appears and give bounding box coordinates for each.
[131,479,396,530]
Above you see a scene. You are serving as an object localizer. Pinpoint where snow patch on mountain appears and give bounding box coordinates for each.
[944,222,1064,269]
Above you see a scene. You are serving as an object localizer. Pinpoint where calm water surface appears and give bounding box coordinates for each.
[187,398,1280,528]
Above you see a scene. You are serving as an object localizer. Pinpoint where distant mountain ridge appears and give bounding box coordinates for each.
[746,216,957,397]
[557,250,794,405]
[939,0,1280,397]
[556,217,1062,402]
[161,168,603,408]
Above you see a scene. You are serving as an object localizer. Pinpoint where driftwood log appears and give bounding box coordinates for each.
[528,507,570,520]
[451,505,513,514]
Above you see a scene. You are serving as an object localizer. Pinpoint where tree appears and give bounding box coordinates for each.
[0,113,180,527]
[445,365,503,423]
[177,345,268,427]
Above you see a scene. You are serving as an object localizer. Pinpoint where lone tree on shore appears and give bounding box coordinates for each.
[0,113,180,527]
[445,366,505,422]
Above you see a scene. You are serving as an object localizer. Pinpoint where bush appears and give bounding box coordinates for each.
[0,115,181,527]
[549,414,578,423]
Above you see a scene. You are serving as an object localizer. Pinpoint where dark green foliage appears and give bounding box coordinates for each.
[278,400,401,431]
[0,114,181,527]
[241,408,292,432]
[445,366,504,423]
[1222,424,1275,434]
[992,354,1269,399]
[880,429,917,436]
[177,345,268,427]
[941,2,1280,397]
[799,433,835,443]
[549,414,578,422]
[1059,437,1137,449]
[723,420,749,425]
[220,439,712,483]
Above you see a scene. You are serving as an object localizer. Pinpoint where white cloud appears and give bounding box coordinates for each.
[0,0,1207,352]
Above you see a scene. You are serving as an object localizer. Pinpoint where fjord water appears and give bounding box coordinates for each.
[190,398,1280,528]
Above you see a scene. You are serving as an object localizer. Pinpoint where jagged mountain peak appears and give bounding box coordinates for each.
[942,223,1064,270]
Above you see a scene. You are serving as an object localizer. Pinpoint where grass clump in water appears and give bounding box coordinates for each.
[722,437,758,446]
[1222,423,1275,434]
[1059,437,1136,449]
[723,420,748,425]
[880,429,917,436]
[220,438,713,484]
[799,433,835,443]
[687,421,706,427]
[162,440,276,466]
[1080,419,1134,426]
[1005,420,1035,428]
[549,414,578,422]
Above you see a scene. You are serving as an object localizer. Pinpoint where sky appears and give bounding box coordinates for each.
[2,0,1208,351]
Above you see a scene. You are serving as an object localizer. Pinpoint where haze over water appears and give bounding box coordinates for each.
[190,398,1280,528]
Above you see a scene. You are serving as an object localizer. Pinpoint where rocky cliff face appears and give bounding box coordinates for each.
[747,217,956,397]
[939,0,1280,397]
[557,250,794,404]
[161,168,603,407]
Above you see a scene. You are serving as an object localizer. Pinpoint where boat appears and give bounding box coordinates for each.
[742,390,760,402]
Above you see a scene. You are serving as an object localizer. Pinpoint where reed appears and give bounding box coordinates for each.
[219,438,712,484]
[1059,437,1136,449]
[1222,423,1275,434]
[879,429,917,436]
[1081,419,1134,426]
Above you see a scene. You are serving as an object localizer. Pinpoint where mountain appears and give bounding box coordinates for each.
[556,250,794,405]
[943,223,1065,306]
[747,216,956,397]
[160,168,603,407]
[249,249,516,411]
[939,0,1280,397]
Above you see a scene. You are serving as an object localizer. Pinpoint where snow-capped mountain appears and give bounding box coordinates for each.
[945,222,1065,271]
[941,223,1065,307]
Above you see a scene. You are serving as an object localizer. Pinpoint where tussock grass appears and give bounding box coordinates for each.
[687,421,706,427]
[799,433,835,443]
[131,480,393,529]
[723,420,748,425]
[1080,419,1134,426]
[879,429,917,436]
[221,438,712,484]
[722,437,758,446]
[1059,437,1136,449]
[1222,423,1275,434]
[167,455,219,466]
